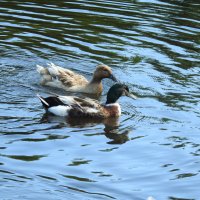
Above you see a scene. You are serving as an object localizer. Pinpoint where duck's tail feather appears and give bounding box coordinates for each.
[37,94,71,116]
[37,94,66,107]
[36,65,47,75]
[37,94,49,108]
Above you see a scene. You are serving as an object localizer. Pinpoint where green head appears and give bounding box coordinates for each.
[106,83,137,104]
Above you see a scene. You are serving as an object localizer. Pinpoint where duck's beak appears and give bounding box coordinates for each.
[125,91,137,99]
[109,74,118,82]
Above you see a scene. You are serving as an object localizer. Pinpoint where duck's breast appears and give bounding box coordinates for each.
[104,103,121,117]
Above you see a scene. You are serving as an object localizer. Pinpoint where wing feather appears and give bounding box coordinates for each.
[47,63,88,87]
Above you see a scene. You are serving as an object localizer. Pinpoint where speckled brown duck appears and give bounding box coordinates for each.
[36,62,117,95]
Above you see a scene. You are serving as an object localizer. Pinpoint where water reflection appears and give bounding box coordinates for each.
[103,118,131,144]
[40,114,132,144]
[169,197,195,200]
[1,0,200,199]
[0,154,46,161]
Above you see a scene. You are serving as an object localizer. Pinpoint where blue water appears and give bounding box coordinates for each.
[0,0,200,199]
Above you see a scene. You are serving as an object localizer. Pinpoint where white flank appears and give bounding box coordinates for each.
[45,79,63,88]
[48,105,70,116]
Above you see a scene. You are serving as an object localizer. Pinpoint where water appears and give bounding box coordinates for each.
[0,0,200,199]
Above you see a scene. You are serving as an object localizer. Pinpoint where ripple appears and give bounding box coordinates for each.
[0,0,200,199]
[1,154,47,161]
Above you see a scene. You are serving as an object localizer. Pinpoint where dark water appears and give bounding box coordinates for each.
[0,0,200,199]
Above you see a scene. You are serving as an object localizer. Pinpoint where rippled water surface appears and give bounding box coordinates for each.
[0,0,200,199]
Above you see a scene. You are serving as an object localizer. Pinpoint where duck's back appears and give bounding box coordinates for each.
[57,68,88,88]
[37,63,88,90]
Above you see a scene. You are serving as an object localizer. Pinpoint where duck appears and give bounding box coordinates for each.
[36,62,117,95]
[37,83,137,118]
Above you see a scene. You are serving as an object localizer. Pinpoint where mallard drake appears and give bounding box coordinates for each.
[37,83,137,118]
[36,62,117,95]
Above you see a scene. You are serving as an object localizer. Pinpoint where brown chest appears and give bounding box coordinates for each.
[103,104,121,117]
